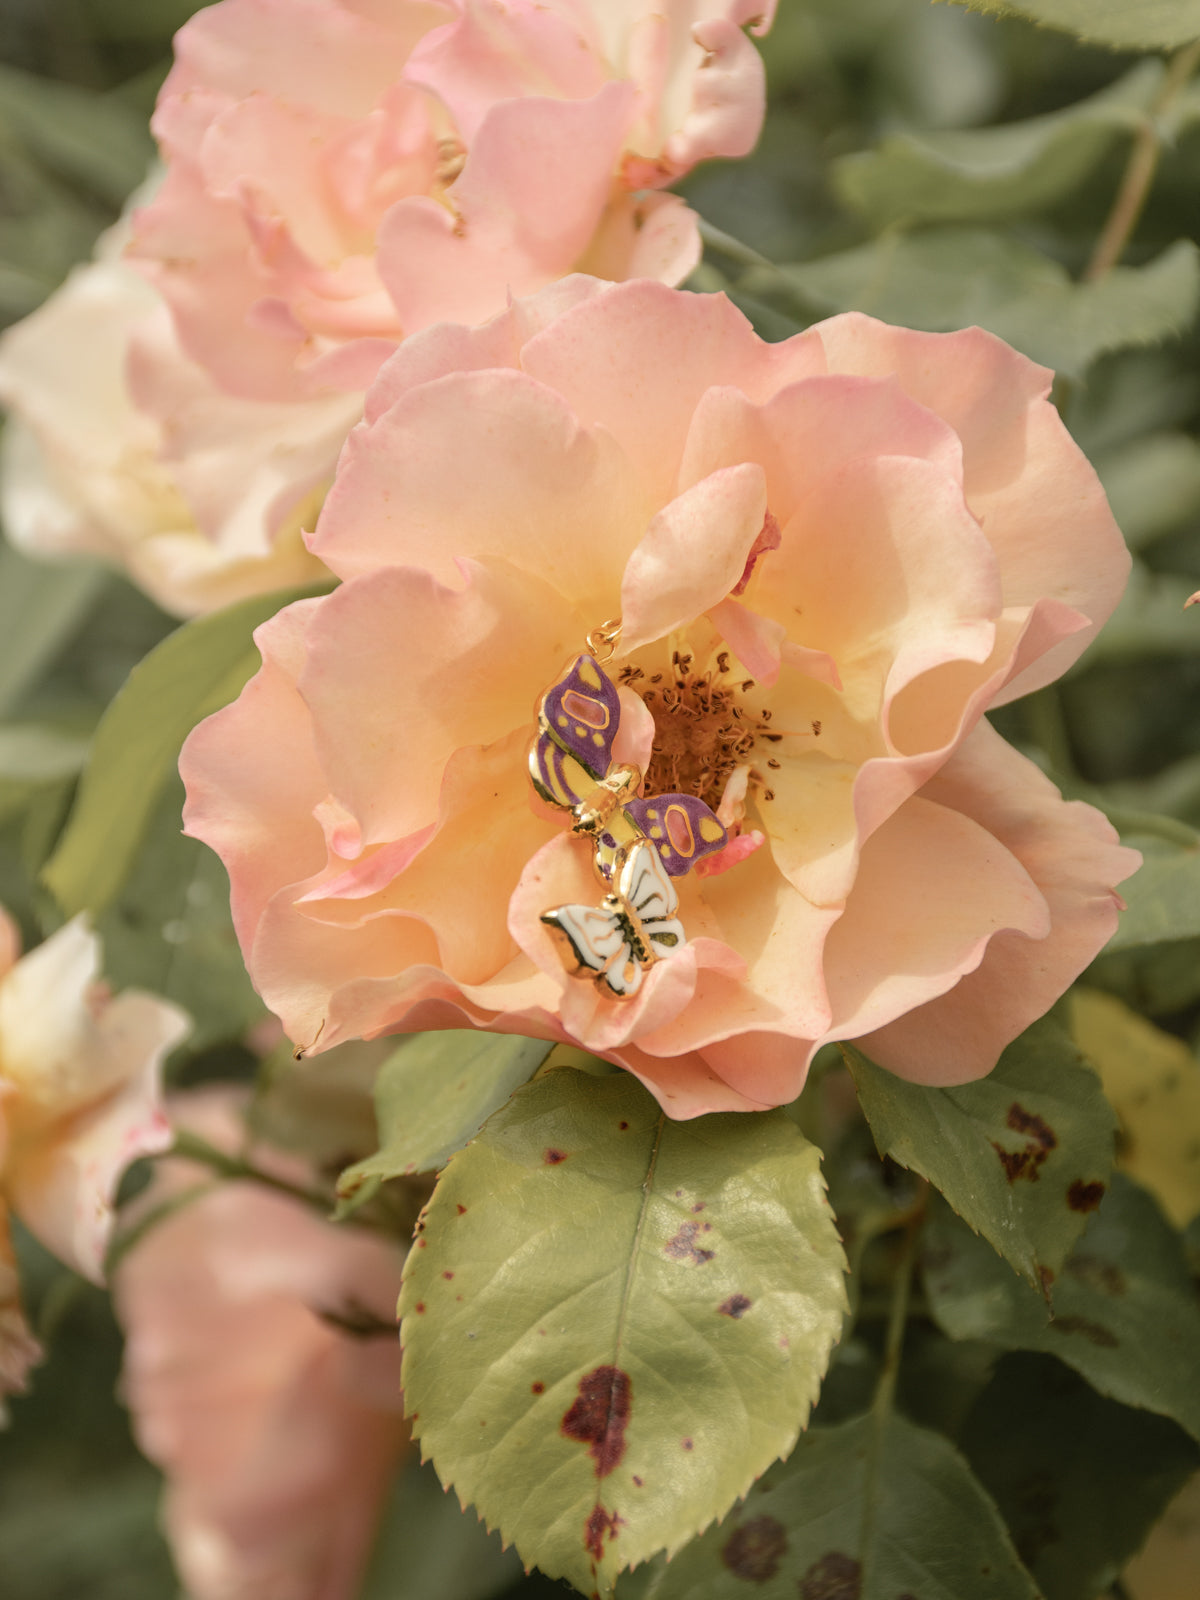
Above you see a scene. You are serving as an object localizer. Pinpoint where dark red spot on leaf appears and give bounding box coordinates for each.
[456,1203,467,1215]
[799,1552,862,1599]
[993,1102,1058,1183]
[1067,1179,1105,1213]
[682,1437,694,1451]
[719,1294,753,1318]
[1009,1103,1056,1147]
[720,1515,788,1581]
[583,1504,622,1560]
[1051,1314,1118,1347]
[561,1366,633,1477]
[618,1120,629,1131]
[664,1221,715,1264]
[1065,1254,1126,1296]
[632,1475,643,1487]
[414,1302,425,1314]
[692,1202,706,1213]
[442,1270,454,1280]
[544,1148,568,1164]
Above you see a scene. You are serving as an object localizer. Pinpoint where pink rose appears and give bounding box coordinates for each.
[181,280,1139,1118]
[130,0,776,401]
[0,202,349,618]
[0,908,187,1409]
[114,1088,407,1600]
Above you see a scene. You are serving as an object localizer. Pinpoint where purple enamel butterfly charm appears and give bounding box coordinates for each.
[528,653,727,878]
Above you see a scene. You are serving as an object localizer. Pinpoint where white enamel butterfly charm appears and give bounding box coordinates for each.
[541,839,686,1000]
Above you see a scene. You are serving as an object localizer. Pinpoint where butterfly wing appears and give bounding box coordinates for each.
[531,654,621,811]
[623,793,727,877]
[541,901,644,999]
[619,841,686,957]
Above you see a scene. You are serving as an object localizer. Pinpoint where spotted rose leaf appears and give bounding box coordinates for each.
[845,1016,1117,1287]
[399,1069,847,1596]
[922,1178,1200,1442]
[636,1410,1039,1599]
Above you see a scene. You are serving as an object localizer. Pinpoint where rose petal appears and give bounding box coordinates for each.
[6,985,185,1282]
[619,463,768,653]
[376,84,637,331]
[858,721,1141,1084]
[312,368,645,608]
[820,792,1052,1044]
[115,1097,406,1600]
[182,600,331,951]
[298,560,588,845]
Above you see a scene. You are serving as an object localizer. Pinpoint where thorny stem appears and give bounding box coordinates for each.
[1084,39,1200,282]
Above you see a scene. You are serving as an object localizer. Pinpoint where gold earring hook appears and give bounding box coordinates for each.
[585,617,623,664]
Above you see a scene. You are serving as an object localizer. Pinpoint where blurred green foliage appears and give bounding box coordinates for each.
[1,0,1200,1596]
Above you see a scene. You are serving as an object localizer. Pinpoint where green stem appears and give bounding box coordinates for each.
[858,1190,926,1584]
[103,1180,219,1276]
[1098,805,1200,849]
[1084,39,1200,282]
[167,1129,335,1215]
[871,1196,924,1423]
[697,216,779,272]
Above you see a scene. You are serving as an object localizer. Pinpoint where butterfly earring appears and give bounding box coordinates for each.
[528,639,726,999]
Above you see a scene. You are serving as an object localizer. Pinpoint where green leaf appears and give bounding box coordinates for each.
[762,232,1200,377]
[336,1031,554,1202]
[1096,432,1200,550]
[961,1352,1200,1600]
[844,1018,1117,1288]
[399,1069,847,1597]
[637,1411,1039,1600]
[0,722,89,783]
[835,62,1159,226]
[360,1453,521,1600]
[922,1177,1200,1442]
[938,0,1200,52]
[0,63,153,206]
[0,1470,174,1600]
[0,543,105,716]
[42,583,327,918]
[75,0,208,42]
[0,722,89,829]
[96,774,264,1053]
[1104,836,1200,949]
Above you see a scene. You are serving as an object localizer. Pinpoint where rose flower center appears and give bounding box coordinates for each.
[619,649,781,813]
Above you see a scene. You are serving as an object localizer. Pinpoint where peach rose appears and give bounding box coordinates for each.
[114,1088,407,1600]
[130,0,776,401]
[0,202,350,618]
[181,279,1139,1118]
[0,908,187,1410]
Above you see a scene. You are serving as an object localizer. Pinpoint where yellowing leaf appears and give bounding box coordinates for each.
[1071,989,1200,1226]
[399,1070,848,1596]
[1125,1473,1200,1600]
